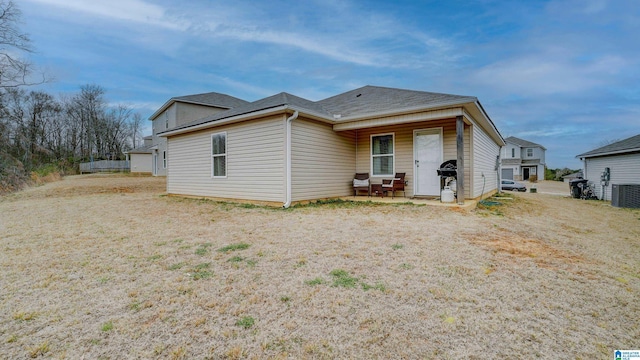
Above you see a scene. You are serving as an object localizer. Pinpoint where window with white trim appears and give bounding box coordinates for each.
[511,148,515,158]
[162,150,167,169]
[526,148,533,157]
[211,132,226,177]
[371,133,394,176]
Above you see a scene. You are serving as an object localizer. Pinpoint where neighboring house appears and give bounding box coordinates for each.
[562,171,583,183]
[128,92,249,176]
[127,136,154,174]
[159,85,505,207]
[576,134,640,201]
[500,136,546,181]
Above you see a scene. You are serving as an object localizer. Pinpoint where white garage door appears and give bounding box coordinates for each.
[501,168,514,180]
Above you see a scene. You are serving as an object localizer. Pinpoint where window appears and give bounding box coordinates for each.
[162,150,167,169]
[511,148,515,158]
[371,133,394,176]
[165,112,169,129]
[526,148,533,157]
[211,132,226,177]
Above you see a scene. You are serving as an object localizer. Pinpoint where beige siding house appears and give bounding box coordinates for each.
[160,86,505,207]
[129,92,249,176]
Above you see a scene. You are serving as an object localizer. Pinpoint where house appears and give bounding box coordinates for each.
[159,86,505,207]
[500,136,546,181]
[127,136,154,174]
[127,92,249,176]
[577,134,640,201]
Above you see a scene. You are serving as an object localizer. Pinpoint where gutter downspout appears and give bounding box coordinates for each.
[283,110,299,208]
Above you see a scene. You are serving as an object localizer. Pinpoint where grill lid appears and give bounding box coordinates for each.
[437,160,457,177]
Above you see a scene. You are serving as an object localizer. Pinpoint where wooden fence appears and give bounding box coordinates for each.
[79,160,129,173]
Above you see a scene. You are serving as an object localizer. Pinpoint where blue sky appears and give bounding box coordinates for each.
[19,0,640,169]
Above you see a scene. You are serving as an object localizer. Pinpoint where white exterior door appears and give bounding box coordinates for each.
[414,129,443,196]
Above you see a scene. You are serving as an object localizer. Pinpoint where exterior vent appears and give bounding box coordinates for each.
[611,184,640,208]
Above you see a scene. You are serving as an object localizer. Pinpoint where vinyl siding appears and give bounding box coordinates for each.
[472,124,500,197]
[175,103,228,127]
[167,115,285,202]
[291,118,356,201]
[584,152,640,201]
[353,118,471,199]
[130,153,152,173]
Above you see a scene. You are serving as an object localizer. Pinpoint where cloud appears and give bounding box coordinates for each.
[24,0,188,30]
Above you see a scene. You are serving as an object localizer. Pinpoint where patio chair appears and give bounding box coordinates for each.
[381,172,406,198]
[353,173,370,196]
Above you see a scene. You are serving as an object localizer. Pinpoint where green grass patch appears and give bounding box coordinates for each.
[330,269,359,288]
[195,243,213,256]
[147,254,163,261]
[218,243,250,252]
[391,243,403,250]
[101,321,114,332]
[167,262,186,271]
[191,263,213,280]
[236,316,255,329]
[304,277,325,286]
[228,256,244,263]
[361,282,386,292]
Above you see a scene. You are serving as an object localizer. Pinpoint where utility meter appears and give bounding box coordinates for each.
[600,167,610,185]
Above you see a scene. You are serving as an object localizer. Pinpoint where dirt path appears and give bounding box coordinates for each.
[1,175,638,359]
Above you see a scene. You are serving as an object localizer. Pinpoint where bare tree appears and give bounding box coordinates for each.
[0,1,45,88]
[129,112,144,149]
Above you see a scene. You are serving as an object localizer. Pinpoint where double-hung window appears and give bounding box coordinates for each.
[526,148,533,158]
[371,133,394,176]
[211,132,227,177]
[162,150,167,169]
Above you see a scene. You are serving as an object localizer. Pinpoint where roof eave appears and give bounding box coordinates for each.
[577,147,640,159]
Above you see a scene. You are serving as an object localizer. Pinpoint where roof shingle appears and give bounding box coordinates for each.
[577,134,640,158]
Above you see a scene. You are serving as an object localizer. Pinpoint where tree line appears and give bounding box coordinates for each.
[0,84,144,168]
[0,1,145,192]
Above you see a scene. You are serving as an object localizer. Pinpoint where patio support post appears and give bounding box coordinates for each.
[456,115,465,205]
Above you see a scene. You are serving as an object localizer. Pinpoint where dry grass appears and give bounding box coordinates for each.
[1,175,639,359]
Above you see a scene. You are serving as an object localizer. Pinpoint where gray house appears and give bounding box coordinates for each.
[127,92,248,176]
[159,85,505,207]
[577,134,640,201]
[500,136,546,181]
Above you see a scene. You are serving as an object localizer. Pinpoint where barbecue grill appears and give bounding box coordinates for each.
[437,160,457,178]
[437,160,457,200]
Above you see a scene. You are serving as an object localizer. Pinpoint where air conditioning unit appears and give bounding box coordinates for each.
[611,184,640,208]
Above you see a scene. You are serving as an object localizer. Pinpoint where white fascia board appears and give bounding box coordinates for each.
[578,148,640,159]
[464,102,506,146]
[333,107,464,131]
[149,99,175,120]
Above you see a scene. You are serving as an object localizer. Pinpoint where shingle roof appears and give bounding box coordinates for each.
[162,92,333,134]
[505,136,546,150]
[126,145,154,154]
[173,92,249,109]
[317,85,476,118]
[577,133,640,158]
[161,85,481,135]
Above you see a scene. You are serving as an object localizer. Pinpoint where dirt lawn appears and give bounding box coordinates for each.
[1,175,638,359]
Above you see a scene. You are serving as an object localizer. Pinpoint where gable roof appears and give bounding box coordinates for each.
[577,133,640,158]
[158,85,504,145]
[149,92,249,120]
[505,136,546,150]
[317,85,476,119]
